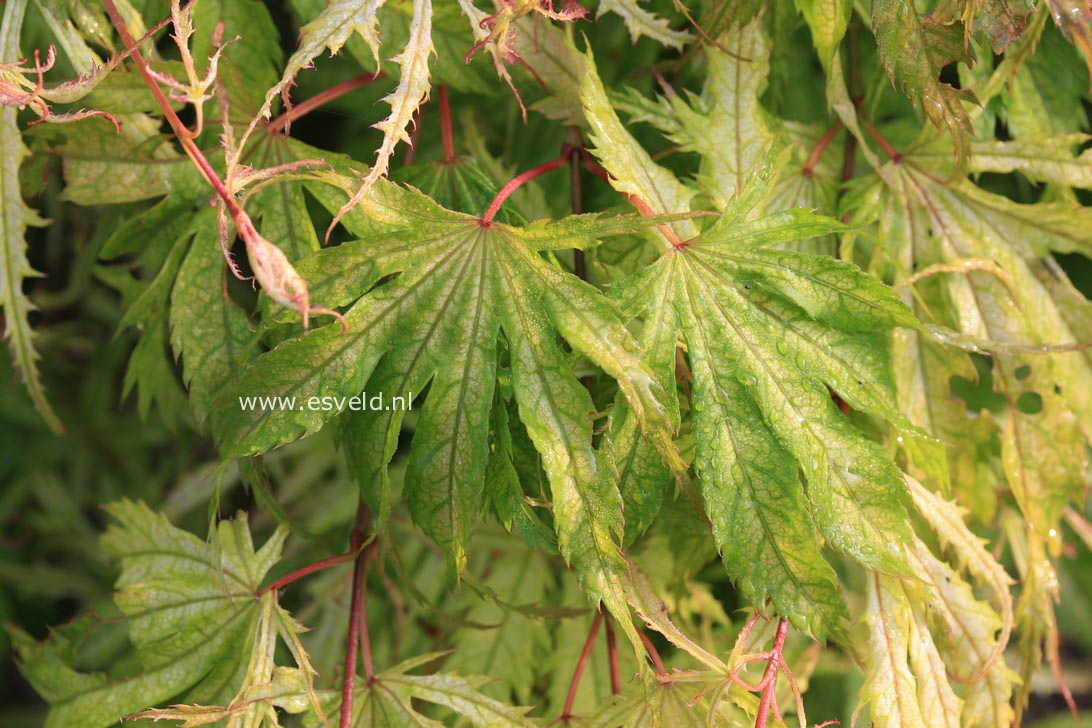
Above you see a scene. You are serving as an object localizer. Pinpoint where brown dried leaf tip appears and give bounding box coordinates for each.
[236,213,348,334]
[0,47,118,129]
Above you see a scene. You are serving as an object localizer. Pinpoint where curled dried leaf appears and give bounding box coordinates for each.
[0,46,118,129]
[237,212,347,332]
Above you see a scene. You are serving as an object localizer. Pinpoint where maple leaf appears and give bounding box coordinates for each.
[854,488,1019,728]
[582,44,921,641]
[130,597,327,727]
[0,0,62,432]
[866,140,1092,537]
[10,501,293,727]
[329,0,434,230]
[596,0,692,49]
[447,545,554,704]
[210,174,687,629]
[871,0,976,166]
[309,652,535,727]
[169,208,255,427]
[850,109,1089,727]
[585,681,719,727]
[277,0,386,79]
[859,572,929,728]
[606,15,844,245]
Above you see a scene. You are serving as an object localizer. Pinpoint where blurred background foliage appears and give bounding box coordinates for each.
[1,0,1090,724]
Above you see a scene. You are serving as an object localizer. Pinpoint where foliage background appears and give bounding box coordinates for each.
[0,0,1090,725]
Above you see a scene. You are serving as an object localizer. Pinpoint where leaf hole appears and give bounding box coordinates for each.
[1014,365,1031,380]
[1015,391,1043,415]
[949,355,1006,413]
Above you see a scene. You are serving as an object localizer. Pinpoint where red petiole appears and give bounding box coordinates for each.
[481,144,688,249]
[802,120,843,177]
[560,612,602,721]
[267,72,385,134]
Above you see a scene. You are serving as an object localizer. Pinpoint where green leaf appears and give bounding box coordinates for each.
[596,0,692,50]
[510,16,585,125]
[859,572,928,728]
[249,139,324,261]
[12,501,287,727]
[169,208,254,426]
[660,18,776,207]
[586,50,920,634]
[586,682,710,727]
[965,0,1035,53]
[356,0,433,191]
[580,48,697,244]
[130,598,326,726]
[795,0,851,68]
[192,0,282,110]
[314,653,535,727]
[906,543,1018,728]
[58,117,202,205]
[606,199,918,638]
[887,158,1092,533]
[256,0,385,130]
[907,599,963,728]
[211,186,682,590]
[872,0,974,163]
[448,546,553,703]
[1,0,63,432]
[482,382,558,552]
[966,134,1092,188]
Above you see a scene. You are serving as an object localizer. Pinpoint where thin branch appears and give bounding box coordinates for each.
[340,547,367,727]
[561,612,603,720]
[267,72,384,135]
[438,84,455,164]
[256,546,360,596]
[604,613,621,695]
[358,545,377,686]
[339,502,373,728]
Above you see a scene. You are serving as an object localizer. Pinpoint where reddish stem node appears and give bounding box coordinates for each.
[754,619,789,728]
[802,120,843,178]
[437,84,456,164]
[481,156,568,224]
[267,72,384,135]
[561,612,603,720]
